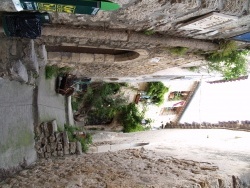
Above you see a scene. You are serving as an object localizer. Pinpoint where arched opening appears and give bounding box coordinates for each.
[46,46,140,62]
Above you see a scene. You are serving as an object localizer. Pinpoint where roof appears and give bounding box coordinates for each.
[207,76,248,84]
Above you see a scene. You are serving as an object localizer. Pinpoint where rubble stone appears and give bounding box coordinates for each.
[69,142,76,154]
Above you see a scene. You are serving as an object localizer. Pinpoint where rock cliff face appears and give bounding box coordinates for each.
[0,149,240,187]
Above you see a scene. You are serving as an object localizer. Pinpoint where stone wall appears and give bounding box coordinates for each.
[0,36,46,84]
[38,32,210,78]
[35,120,82,159]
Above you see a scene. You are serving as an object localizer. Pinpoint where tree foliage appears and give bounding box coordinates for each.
[147,82,169,106]
[206,41,248,80]
[80,83,127,125]
[119,103,146,133]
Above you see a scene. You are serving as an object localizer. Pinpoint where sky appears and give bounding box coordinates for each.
[180,77,250,123]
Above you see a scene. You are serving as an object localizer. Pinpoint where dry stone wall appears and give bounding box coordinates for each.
[35,120,82,159]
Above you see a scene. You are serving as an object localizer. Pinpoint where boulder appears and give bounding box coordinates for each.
[9,60,28,83]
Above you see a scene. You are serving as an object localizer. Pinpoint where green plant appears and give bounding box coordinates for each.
[119,103,147,133]
[206,41,248,80]
[45,65,72,79]
[169,46,188,56]
[147,82,169,106]
[144,29,155,36]
[64,124,92,152]
[79,83,127,125]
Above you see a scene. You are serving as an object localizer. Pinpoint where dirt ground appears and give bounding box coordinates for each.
[0,149,236,188]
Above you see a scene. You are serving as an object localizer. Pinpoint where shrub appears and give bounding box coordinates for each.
[119,103,147,133]
[147,82,169,106]
[64,124,92,152]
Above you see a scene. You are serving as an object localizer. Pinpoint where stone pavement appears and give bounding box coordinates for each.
[0,67,67,180]
[36,68,66,128]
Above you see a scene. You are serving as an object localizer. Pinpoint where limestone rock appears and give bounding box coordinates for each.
[9,60,28,83]
[62,131,69,145]
[22,40,39,74]
[69,142,76,154]
[76,141,82,155]
[48,120,58,135]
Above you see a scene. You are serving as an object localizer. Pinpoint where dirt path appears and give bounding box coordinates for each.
[91,129,250,185]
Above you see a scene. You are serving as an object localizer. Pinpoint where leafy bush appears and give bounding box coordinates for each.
[169,46,188,56]
[147,82,169,106]
[80,83,127,125]
[206,41,248,80]
[64,124,92,152]
[119,103,147,133]
[45,65,72,79]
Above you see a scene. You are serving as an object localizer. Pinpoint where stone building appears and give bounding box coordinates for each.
[1,0,250,81]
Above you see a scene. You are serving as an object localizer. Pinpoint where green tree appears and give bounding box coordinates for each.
[206,41,248,80]
[147,82,169,105]
[119,103,146,133]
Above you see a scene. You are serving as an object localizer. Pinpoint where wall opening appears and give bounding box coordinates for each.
[46,46,140,62]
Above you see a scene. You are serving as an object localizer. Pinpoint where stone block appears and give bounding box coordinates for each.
[49,135,56,143]
[61,52,72,61]
[72,53,80,62]
[51,151,58,157]
[9,60,28,83]
[57,143,63,151]
[50,142,57,151]
[94,54,105,63]
[62,131,69,145]
[105,54,115,63]
[48,120,58,134]
[10,40,17,56]
[64,143,70,155]
[46,145,51,153]
[44,152,51,159]
[47,52,61,61]
[57,151,64,157]
[41,137,48,146]
[22,40,39,74]
[69,142,76,154]
[76,141,82,155]
[61,42,77,46]
[55,133,63,143]
[79,53,94,63]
